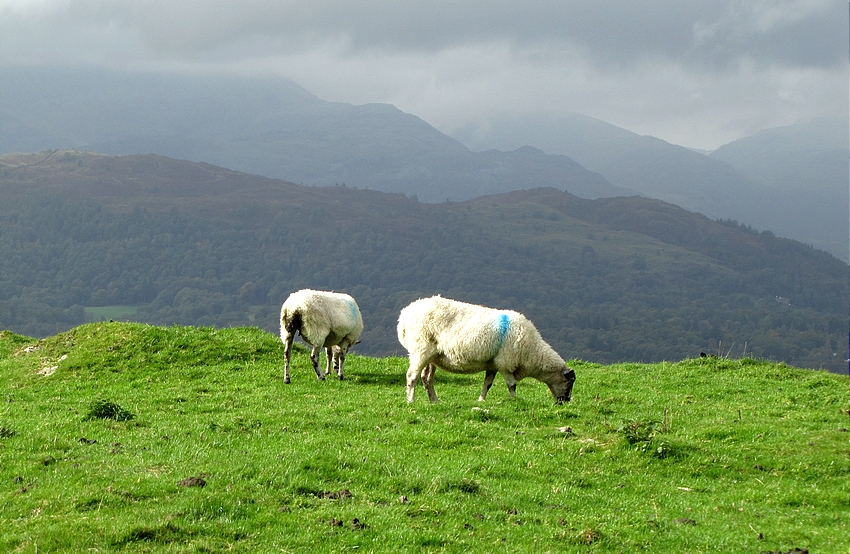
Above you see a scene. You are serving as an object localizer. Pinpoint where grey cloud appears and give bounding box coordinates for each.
[0,0,844,150]
[688,0,846,69]
[4,0,842,70]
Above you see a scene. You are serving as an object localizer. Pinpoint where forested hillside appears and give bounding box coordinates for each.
[1,151,847,372]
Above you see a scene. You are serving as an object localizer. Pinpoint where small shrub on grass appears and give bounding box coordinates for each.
[617,418,661,444]
[84,399,134,421]
[638,438,689,460]
[614,418,688,459]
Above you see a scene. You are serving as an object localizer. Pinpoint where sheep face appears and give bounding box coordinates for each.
[548,367,576,404]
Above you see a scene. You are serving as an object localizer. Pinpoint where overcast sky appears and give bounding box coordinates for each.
[1,0,846,150]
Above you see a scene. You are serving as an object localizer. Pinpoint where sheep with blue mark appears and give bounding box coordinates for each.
[397,295,576,403]
[280,289,363,383]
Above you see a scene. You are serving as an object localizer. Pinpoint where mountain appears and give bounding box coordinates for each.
[5,66,842,259]
[0,66,626,203]
[1,151,846,373]
[453,113,848,262]
[710,117,848,260]
[711,116,847,176]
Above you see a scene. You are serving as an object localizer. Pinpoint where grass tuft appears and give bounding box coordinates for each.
[84,398,134,421]
[442,478,480,494]
[113,522,195,545]
[576,527,603,545]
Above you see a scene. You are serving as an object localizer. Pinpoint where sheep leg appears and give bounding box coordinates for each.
[324,346,333,376]
[478,370,497,401]
[283,333,294,384]
[406,355,429,403]
[335,348,346,380]
[503,373,517,398]
[422,364,439,403]
[310,346,326,381]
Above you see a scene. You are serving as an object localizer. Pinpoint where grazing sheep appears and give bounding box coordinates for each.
[397,296,576,403]
[280,289,363,383]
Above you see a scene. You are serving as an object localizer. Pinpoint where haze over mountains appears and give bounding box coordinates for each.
[710,117,848,260]
[1,66,845,260]
[0,67,625,203]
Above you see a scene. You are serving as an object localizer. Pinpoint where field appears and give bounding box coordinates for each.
[0,323,847,553]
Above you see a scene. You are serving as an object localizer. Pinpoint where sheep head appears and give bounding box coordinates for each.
[549,367,576,404]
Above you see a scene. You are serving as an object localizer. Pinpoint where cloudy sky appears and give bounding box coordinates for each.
[1,0,846,150]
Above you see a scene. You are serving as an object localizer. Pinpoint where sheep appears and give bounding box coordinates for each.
[280,289,364,383]
[397,295,576,404]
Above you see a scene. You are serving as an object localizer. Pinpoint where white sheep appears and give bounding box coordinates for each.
[397,295,576,403]
[280,289,364,383]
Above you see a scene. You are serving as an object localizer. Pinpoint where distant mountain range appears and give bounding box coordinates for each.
[1,66,845,260]
[454,113,849,262]
[0,151,846,372]
[0,67,850,261]
[0,66,626,203]
[710,117,847,259]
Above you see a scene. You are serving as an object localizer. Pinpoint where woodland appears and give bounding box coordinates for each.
[0,151,847,373]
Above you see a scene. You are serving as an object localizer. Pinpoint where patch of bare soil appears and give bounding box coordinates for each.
[177,476,207,488]
[317,489,351,500]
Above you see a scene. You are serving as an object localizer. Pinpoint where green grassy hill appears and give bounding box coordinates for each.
[0,150,847,372]
[0,323,847,552]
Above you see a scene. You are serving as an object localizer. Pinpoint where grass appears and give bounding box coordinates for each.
[0,323,847,553]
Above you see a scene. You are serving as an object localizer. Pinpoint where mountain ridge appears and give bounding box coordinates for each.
[453,112,849,261]
[3,66,844,259]
[0,66,629,203]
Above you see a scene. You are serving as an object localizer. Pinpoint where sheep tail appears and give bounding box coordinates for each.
[283,309,303,337]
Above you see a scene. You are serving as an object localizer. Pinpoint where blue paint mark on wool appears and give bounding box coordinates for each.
[346,299,359,322]
[495,313,511,349]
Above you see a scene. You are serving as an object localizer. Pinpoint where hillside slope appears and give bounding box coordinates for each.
[0,151,846,372]
[1,324,847,552]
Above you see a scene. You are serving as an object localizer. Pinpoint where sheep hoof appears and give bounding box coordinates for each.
[284,377,291,384]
